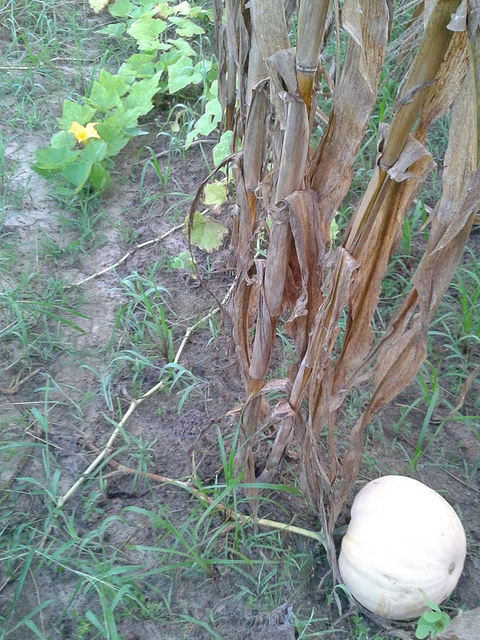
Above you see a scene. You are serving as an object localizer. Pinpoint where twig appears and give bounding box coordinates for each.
[80,440,327,547]
[56,285,234,508]
[56,382,161,508]
[73,223,184,287]
[0,368,41,395]
[446,364,480,419]
[174,283,234,364]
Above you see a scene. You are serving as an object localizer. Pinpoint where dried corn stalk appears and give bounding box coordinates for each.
[216,0,480,563]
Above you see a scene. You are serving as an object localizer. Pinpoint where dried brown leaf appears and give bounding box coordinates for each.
[225,0,249,128]
[309,0,389,225]
[232,158,255,261]
[414,32,469,143]
[331,65,479,525]
[335,138,434,387]
[246,30,269,107]
[434,607,480,640]
[229,258,264,383]
[284,190,330,357]
[381,0,462,168]
[257,401,297,483]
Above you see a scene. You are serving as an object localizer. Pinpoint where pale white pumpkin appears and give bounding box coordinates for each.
[338,475,466,621]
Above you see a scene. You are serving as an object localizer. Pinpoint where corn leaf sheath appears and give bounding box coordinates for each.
[219,0,478,542]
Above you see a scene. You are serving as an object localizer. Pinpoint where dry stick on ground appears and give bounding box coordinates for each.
[73,223,185,287]
[0,368,41,395]
[56,284,234,509]
[80,439,326,546]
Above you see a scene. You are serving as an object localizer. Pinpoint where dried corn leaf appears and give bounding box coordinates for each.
[249,0,290,62]
[243,82,269,229]
[435,606,480,640]
[332,63,479,524]
[335,137,435,386]
[238,378,291,487]
[225,0,249,127]
[229,258,264,383]
[293,248,360,508]
[264,98,309,313]
[381,0,461,169]
[267,48,299,98]
[246,30,269,106]
[284,190,330,358]
[246,56,311,385]
[414,32,469,143]
[448,0,467,31]
[222,0,479,544]
[249,296,277,381]
[232,157,255,260]
[309,0,389,226]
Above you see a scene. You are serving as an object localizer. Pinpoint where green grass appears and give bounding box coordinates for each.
[0,271,86,366]
[0,412,333,638]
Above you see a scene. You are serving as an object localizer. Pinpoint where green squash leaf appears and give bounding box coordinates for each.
[213,131,233,167]
[168,37,196,57]
[186,211,228,253]
[88,82,122,113]
[80,139,109,164]
[118,53,157,82]
[185,97,221,147]
[414,620,430,640]
[158,50,182,70]
[122,73,162,116]
[90,163,111,191]
[51,130,77,149]
[95,112,132,157]
[89,0,110,13]
[98,23,127,37]
[32,145,79,174]
[167,56,202,94]
[61,161,93,192]
[108,0,134,18]
[97,69,129,98]
[127,15,167,50]
[169,16,204,37]
[204,182,226,207]
[58,101,97,130]
[155,2,171,19]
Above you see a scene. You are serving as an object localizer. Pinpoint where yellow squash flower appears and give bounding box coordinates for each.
[68,121,101,146]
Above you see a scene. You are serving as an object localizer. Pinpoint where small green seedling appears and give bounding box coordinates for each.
[415,601,450,639]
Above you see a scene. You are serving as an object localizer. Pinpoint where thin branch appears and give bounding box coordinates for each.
[0,368,41,395]
[55,285,234,508]
[73,223,184,287]
[174,283,234,364]
[82,442,327,547]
